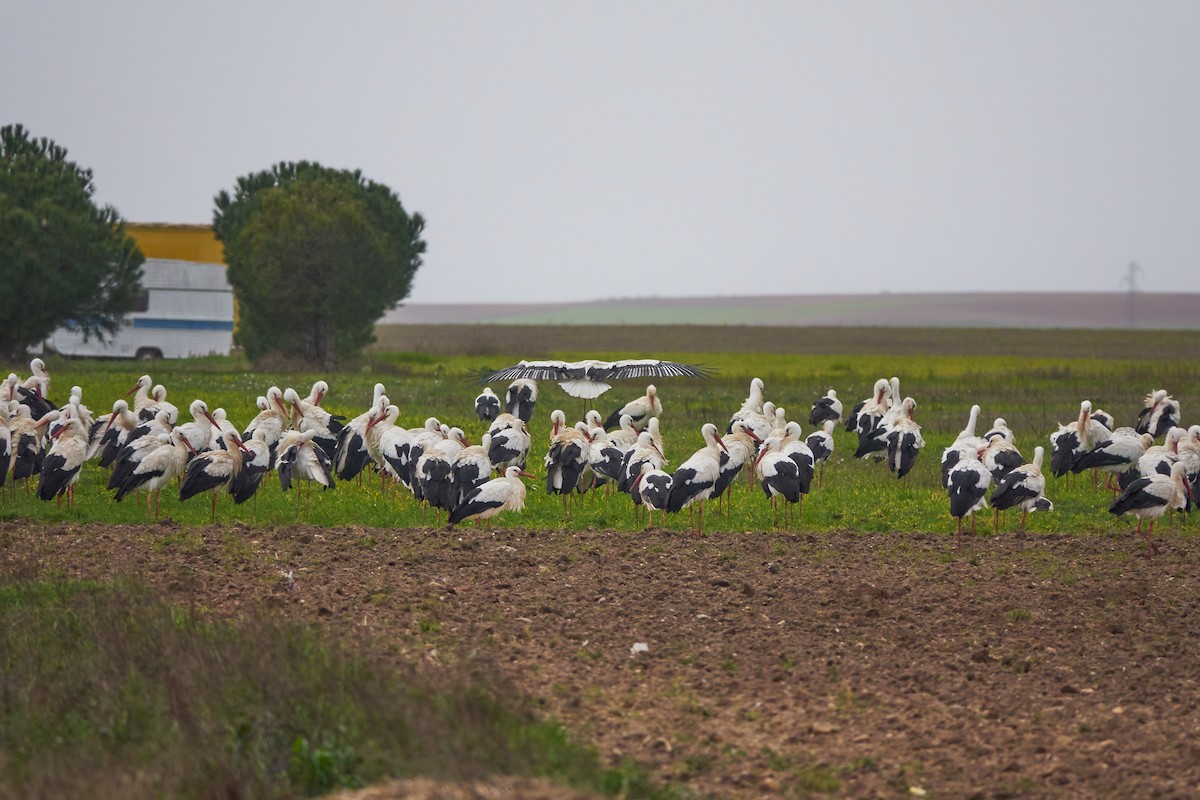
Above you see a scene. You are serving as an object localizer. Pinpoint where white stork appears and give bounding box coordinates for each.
[504,379,538,423]
[885,397,924,479]
[1110,461,1194,556]
[755,438,803,529]
[1073,429,1152,493]
[630,460,673,529]
[95,399,140,468]
[335,387,387,481]
[276,429,336,510]
[808,389,842,428]
[452,433,494,507]
[230,428,272,506]
[711,419,761,507]
[618,431,666,495]
[545,417,590,504]
[37,417,88,509]
[665,423,729,535]
[990,446,1052,532]
[1136,389,1182,439]
[175,399,220,455]
[488,415,531,471]
[603,384,661,431]
[847,378,892,434]
[480,359,712,401]
[805,420,836,488]
[728,377,766,433]
[417,427,469,517]
[448,466,534,528]
[947,444,992,546]
[942,405,986,487]
[474,387,502,423]
[284,387,343,460]
[179,429,253,521]
[983,418,1014,443]
[113,428,196,519]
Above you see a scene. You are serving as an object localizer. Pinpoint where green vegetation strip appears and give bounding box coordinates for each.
[2,343,1197,536]
[0,575,671,799]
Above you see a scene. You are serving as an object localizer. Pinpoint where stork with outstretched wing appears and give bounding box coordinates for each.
[478,359,713,400]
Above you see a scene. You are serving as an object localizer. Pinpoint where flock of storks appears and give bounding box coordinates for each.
[1,357,1195,555]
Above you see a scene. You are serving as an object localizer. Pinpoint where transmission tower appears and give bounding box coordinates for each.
[1119,261,1143,328]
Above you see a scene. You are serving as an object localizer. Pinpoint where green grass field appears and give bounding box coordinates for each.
[4,326,1197,539]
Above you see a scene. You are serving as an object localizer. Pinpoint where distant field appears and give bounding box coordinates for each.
[372,323,1200,360]
[380,291,1200,329]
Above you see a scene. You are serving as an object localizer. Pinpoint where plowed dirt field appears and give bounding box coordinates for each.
[5,520,1198,799]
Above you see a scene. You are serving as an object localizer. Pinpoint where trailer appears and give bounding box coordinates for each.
[43,259,235,360]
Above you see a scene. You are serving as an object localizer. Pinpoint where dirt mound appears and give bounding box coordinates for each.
[328,776,597,800]
[5,521,1199,798]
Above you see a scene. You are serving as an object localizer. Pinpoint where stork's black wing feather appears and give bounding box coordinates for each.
[478,362,569,384]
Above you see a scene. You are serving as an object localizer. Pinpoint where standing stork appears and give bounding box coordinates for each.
[630,461,673,529]
[808,389,842,428]
[947,445,992,546]
[448,466,534,528]
[335,388,386,482]
[179,429,253,521]
[990,446,1052,532]
[504,379,538,423]
[1136,389,1182,438]
[452,433,495,507]
[754,438,803,529]
[942,405,986,487]
[474,387,501,422]
[230,428,272,506]
[37,417,88,509]
[1110,462,1194,556]
[728,377,765,433]
[805,420,836,488]
[603,384,661,431]
[885,397,924,479]
[113,428,196,519]
[276,429,336,510]
[545,415,590,509]
[665,423,729,535]
[284,387,343,461]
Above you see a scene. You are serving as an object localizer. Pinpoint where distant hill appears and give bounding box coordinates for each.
[381,292,1198,329]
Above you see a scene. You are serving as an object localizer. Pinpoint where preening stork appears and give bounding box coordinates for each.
[335,386,386,481]
[479,359,712,400]
[277,429,336,510]
[990,446,1052,532]
[1072,429,1152,493]
[728,378,766,434]
[1136,389,1181,438]
[885,397,924,479]
[37,417,88,508]
[112,428,196,519]
[448,466,534,528]
[942,405,986,487]
[179,429,253,521]
[604,384,661,431]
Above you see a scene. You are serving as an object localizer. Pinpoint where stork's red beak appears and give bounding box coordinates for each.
[715,434,729,454]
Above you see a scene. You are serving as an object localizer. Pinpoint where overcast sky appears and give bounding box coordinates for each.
[5,2,1199,302]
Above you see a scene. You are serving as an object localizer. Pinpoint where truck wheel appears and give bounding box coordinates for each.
[136,348,163,362]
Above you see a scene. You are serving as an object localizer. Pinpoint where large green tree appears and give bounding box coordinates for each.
[213,162,425,368]
[0,124,144,360]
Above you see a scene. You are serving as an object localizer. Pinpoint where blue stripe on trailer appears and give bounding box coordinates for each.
[130,318,234,331]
